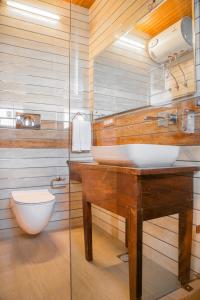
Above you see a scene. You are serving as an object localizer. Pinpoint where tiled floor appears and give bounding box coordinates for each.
[71,225,180,300]
[0,230,70,300]
[0,225,182,300]
[160,279,200,300]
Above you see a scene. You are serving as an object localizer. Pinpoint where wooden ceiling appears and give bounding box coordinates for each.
[135,0,192,37]
[68,0,95,8]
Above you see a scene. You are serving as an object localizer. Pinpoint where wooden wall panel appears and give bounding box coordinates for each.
[93,98,200,146]
[135,0,192,37]
[69,0,95,9]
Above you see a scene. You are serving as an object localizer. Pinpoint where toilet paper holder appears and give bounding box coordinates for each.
[50,176,66,189]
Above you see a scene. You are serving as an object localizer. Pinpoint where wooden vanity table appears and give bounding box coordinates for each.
[69,162,199,300]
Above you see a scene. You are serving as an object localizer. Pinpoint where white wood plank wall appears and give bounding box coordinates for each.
[0,0,89,237]
[93,32,195,115]
[150,54,195,105]
[93,32,150,116]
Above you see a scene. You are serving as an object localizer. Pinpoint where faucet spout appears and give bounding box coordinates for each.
[144,113,177,125]
[144,116,165,121]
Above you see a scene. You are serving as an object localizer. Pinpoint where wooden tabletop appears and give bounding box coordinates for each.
[68,161,200,176]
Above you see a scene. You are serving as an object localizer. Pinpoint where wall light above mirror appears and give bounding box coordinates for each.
[118,36,146,49]
[6,0,60,21]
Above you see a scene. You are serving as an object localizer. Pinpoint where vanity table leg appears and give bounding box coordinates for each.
[125,219,128,248]
[178,207,193,284]
[128,208,143,300]
[82,198,93,261]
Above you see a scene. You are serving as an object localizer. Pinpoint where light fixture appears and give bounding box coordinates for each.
[118,36,145,49]
[6,0,60,20]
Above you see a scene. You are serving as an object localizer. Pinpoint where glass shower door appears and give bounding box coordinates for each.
[0,0,71,299]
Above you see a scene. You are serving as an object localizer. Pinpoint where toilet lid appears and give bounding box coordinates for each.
[11,189,55,204]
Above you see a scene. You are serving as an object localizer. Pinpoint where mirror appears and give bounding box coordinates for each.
[93,0,196,119]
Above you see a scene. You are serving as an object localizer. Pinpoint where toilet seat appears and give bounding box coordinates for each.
[12,189,55,205]
[11,189,56,235]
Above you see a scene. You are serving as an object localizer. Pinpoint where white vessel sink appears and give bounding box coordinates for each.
[92,144,180,168]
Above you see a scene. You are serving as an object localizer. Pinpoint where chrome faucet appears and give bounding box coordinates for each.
[50,176,66,189]
[144,113,178,127]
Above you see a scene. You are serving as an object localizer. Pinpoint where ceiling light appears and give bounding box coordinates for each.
[6,1,60,20]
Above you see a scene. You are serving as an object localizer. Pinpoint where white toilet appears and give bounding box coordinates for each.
[11,189,55,235]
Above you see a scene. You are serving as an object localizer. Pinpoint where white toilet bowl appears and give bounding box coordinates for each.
[11,189,55,235]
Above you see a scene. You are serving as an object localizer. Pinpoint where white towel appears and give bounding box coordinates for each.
[72,118,91,152]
